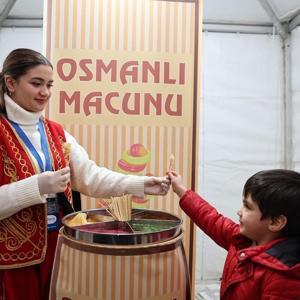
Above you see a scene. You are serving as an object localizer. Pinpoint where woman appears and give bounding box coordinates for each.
[0,48,170,300]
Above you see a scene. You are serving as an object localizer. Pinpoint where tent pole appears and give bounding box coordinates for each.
[258,0,292,169]
[289,14,300,32]
[258,0,288,39]
[0,0,17,27]
[282,36,293,169]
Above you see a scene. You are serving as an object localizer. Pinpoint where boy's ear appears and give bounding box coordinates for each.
[268,215,287,232]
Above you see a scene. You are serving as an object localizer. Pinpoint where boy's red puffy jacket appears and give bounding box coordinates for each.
[180,190,300,300]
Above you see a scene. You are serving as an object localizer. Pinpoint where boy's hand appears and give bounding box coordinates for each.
[167,171,187,198]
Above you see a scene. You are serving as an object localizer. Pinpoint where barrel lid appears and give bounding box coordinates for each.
[62,208,182,245]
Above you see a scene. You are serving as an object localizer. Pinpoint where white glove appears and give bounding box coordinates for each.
[38,167,70,196]
[144,176,171,195]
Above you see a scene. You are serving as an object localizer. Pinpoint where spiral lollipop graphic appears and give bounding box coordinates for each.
[116,143,152,208]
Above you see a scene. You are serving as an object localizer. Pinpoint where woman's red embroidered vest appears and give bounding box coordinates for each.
[0,115,72,269]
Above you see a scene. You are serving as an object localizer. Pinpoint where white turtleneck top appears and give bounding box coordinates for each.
[0,94,145,220]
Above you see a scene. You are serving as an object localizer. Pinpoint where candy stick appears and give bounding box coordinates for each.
[62,142,71,164]
[101,194,133,221]
[169,153,175,171]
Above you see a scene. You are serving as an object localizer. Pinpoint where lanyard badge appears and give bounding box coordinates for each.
[47,196,60,231]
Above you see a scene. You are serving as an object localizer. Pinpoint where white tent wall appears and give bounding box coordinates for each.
[196,31,283,283]
[0,27,43,66]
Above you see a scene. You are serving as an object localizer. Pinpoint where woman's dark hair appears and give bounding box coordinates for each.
[0,48,53,112]
[243,169,300,236]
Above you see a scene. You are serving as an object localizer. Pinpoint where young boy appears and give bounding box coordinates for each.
[168,169,300,300]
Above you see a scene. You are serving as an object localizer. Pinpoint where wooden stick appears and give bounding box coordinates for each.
[62,142,71,164]
[101,194,133,221]
[169,153,175,171]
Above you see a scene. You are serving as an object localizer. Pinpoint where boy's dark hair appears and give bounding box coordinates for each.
[243,169,300,237]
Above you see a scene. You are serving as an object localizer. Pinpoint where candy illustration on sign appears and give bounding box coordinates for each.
[115,143,152,207]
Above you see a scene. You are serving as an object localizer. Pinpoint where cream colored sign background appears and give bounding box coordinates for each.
[45,0,202,291]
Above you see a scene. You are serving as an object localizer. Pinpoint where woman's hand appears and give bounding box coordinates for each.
[38,167,70,195]
[144,176,170,195]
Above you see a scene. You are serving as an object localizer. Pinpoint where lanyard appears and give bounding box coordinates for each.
[9,118,52,172]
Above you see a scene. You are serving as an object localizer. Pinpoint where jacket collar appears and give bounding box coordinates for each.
[266,237,300,267]
[232,233,300,277]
